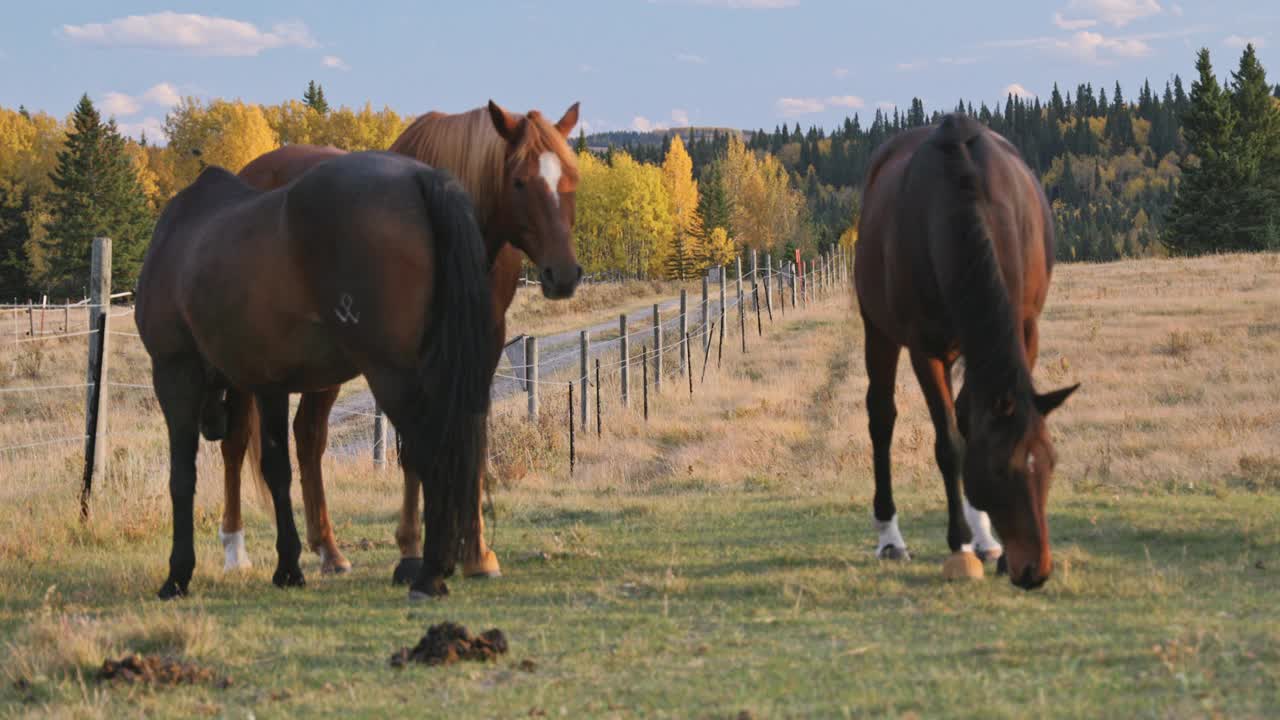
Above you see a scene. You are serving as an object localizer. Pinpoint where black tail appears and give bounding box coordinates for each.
[929,113,1027,398]
[403,169,493,578]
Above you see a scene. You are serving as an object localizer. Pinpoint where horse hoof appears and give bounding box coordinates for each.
[392,557,423,586]
[319,548,352,575]
[273,566,306,588]
[877,545,911,562]
[464,550,502,579]
[996,556,1009,576]
[975,545,1004,563]
[157,579,188,600]
[408,576,449,600]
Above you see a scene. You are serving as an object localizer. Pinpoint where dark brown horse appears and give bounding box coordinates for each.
[854,113,1078,590]
[216,101,581,583]
[136,151,494,600]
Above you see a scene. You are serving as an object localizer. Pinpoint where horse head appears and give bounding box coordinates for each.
[487,100,582,299]
[961,382,1078,589]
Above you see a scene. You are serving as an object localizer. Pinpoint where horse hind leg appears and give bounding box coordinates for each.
[294,388,350,574]
[864,321,908,561]
[219,389,255,571]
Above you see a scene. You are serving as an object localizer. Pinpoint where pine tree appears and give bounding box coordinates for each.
[1164,50,1242,254]
[42,94,154,294]
[303,81,329,115]
[1227,44,1280,249]
[0,180,33,297]
[576,127,587,153]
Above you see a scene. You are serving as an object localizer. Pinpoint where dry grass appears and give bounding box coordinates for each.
[504,278,701,338]
[1,253,1278,717]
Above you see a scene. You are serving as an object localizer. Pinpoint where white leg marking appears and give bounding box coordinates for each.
[875,514,908,558]
[963,498,1002,559]
[219,528,252,571]
[538,151,562,207]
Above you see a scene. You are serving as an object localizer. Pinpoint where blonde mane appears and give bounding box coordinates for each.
[389,106,579,232]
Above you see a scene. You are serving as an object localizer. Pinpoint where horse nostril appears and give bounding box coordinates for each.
[540,267,555,286]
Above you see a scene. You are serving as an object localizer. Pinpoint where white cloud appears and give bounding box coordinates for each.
[776,97,825,116]
[938,56,978,65]
[826,95,865,108]
[322,55,350,70]
[141,82,181,107]
[1225,34,1266,49]
[1004,83,1037,98]
[631,116,669,132]
[1170,3,1183,17]
[61,12,316,56]
[987,30,1152,62]
[578,63,596,73]
[100,91,141,116]
[896,60,927,71]
[1052,11,1097,30]
[676,52,707,64]
[117,116,165,142]
[1061,0,1162,28]
[832,67,850,78]
[671,108,690,126]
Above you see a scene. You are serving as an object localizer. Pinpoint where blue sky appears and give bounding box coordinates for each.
[1,1,1277,141]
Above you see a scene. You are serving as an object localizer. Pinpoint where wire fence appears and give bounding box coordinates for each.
[1,251,853,521]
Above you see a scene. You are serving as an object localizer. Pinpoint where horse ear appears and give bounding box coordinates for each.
[1034,383,1080,416]
[554,102,580,137]
[487,100,522,142]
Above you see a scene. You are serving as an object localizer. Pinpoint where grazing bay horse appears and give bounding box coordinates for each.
[854,113,1078,590]
[217,101,582,583]
[136,151,493,600]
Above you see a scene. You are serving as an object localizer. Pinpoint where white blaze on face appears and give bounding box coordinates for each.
[538,151,563,207]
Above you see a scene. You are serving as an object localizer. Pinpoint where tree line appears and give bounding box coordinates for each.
[2,44,1278,299]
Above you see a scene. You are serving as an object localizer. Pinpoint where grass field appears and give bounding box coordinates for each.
[1,253,1278,718]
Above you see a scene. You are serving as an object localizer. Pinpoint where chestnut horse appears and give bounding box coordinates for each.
[854,113,1078,590]
[136,151,494,599]
[218,101,581,583]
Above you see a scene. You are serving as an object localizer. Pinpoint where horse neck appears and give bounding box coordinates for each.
[951,243,1033,403]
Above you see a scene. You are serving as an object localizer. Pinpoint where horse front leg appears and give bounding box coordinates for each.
[256,391,305,589]
[219,389,254,571]
[864,321,907,560]
[392,468,423,585]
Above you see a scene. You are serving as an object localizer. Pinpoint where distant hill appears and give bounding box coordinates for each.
[583,127,749,151]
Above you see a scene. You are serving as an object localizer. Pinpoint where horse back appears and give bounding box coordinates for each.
[855,120,1052,356]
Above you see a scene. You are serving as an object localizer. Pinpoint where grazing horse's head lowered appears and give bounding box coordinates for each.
[960,382,1078,589]
[486,100,582,298]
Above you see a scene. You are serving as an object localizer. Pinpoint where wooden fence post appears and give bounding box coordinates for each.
[568,382,575,475]
[595,358,602,437]
[737,256,746,353]
[764,252,774,322]
[579,330,589,430]
[679,289,688,377]
[373,407,387,467]
[652,304,662,394]
[718,265,726,359]
[63,300,69,333]
[526,335,539,420]
[701,275,710,353]
[641,344,649,421]
[81,237,112,519]
[27,300,33,337]
[783,258,793,307]
[686,331,694,396]
[619,314,629,409]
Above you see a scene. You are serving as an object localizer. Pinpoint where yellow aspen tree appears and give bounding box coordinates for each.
[660,134,704,279]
